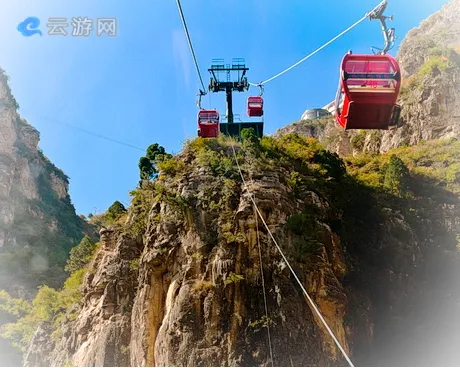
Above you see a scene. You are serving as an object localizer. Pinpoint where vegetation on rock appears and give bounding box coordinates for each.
[0,236,99,353]
[64,236,98,274]
[346,138,460,195]
[138,143,172,181]
[0,269,86,352]
[3,127,460,366]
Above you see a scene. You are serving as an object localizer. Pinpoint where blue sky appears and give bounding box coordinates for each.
[0,0,450,216]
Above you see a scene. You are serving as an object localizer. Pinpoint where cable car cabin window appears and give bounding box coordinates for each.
[202,115,218,120]
[248,97,263,109]
[344,58,397,92]
[198,114,219,124]
[346,77,397,92]
[345,59,396,74]
[346,60,368,73]
[200,121,218,125]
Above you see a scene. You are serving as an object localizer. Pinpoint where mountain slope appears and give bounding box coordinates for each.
[23,134,460,366]
[0,69,92,366]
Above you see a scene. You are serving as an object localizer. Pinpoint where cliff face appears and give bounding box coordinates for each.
[277,0,460,155]
[0,76,40,250]
[25,135,460,366]
[27,142,353,366]
[0,70,86,295]
[0,70,89,366]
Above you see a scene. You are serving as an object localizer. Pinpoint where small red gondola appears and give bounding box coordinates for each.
[247,96,264,117]
[334,53,401,130]
[197,109,219,138]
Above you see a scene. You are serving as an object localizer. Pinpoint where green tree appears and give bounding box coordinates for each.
[313,150,346,179]
[139,156,154,180]
[0,291,31,318]
[0,290,34,352]
[64,236,97,274]
[241,128,261,155]
[383,155,411,197]
[146,143,165,161]
[0,270,86,352]
[107,201,127,219]
[241,128,260,146]
[139,143,171,180]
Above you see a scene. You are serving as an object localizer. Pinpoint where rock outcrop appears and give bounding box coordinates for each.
[25,136,460,366]
[32,152,352,366]
[24,226,141,367]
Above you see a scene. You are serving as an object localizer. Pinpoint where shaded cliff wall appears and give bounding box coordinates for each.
[0,69,88,366]
[0,69,86,295]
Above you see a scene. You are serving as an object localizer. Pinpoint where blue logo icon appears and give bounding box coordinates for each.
[17,17,43,37]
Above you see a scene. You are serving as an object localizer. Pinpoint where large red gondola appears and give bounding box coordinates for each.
[197,110,219,138]
[247,96,264,117]
[334,53,401,130]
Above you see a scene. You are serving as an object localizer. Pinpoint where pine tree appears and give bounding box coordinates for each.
[383,155,411,197]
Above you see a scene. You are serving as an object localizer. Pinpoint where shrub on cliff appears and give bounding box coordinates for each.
[383,155,412,198]
[65,236,98,274]
[241,127,261,152]
[106,201,127,220]
[260,133,346,180]
[0,269,86,352]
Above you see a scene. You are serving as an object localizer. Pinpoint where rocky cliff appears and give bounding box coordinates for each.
[24,134,460,366]
[0,69,88,294]
[277,0,460,156]
[0,69,89,365]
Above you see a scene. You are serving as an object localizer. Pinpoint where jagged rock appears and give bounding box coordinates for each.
[100,227,117,250]
[23,323,53,367]
[44,233,142,367]
[24,139,460,366]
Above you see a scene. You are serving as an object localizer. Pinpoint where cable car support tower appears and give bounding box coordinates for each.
[208,58,264,138]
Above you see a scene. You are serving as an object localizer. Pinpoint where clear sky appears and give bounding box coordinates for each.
[0,0,450,216]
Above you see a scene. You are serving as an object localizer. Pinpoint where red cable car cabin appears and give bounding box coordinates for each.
[334,54,402,130]
[197,110,219,138]
[247,96,264,117]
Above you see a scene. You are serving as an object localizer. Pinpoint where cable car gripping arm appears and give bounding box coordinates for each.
[196,89,206,109]
[258,83,264,96]
[367,0,395,55]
